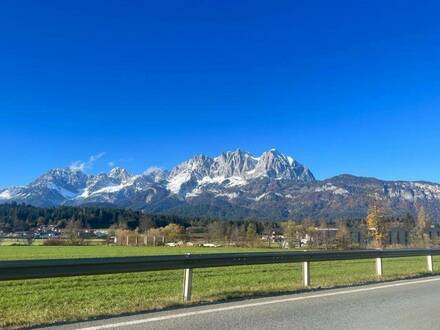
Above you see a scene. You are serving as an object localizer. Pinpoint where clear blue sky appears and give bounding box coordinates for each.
[1,0,440,187]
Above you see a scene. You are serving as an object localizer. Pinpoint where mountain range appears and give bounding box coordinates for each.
[1,148,440,220]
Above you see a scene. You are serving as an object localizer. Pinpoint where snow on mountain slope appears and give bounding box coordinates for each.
[4,148,440,220]
[108,167,132,182]
[166,149,314,195]
[167,155,213,194]
[252,149,314,181]
[0,187,23,200]
[31,168,88,191]
[0,149,314,207]
[210,149,258,178]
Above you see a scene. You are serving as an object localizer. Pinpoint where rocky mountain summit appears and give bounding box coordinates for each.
[1,149,440,220]
[166,149,314,195]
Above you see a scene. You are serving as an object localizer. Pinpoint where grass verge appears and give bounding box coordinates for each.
[0,246,438,328]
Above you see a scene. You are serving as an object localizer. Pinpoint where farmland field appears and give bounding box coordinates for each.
[0,246,438,328]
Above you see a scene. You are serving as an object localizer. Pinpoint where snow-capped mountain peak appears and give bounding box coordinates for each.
[108,167,132,182]
[0,148,315,210]
[166,149,314,194]
[31,168,88,192]
[4,148,440,220]
[142,167,168,183]
[211,149,258,178]
[252,149,314,181]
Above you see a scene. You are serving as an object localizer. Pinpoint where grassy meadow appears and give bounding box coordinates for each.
[0,245,438,328]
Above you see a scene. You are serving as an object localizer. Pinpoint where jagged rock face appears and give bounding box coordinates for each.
[167,155,214,194]
[166,149,315,195]
[169,155,213,179]
[2,149,440,220]
[86,174,118,192]
[210,150,258,178]
[31,168,88,193]
[108,167,132,182]
[252,149,315,181]
[0,168,89,206]
[143,167,168,183]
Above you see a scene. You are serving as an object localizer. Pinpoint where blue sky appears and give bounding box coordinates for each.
[1,0,440,187]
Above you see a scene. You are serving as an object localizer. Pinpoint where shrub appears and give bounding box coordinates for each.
[42,239,67,246]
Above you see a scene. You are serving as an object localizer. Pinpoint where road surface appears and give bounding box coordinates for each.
[39,276,440,330]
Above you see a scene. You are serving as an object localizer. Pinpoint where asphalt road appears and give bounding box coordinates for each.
[39,276,440,330]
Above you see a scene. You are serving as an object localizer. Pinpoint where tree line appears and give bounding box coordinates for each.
[0,203,437,249]
[0,203,276,236]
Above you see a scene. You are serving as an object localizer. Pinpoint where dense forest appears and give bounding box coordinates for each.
[0,203,276,233]
[0,203,189,232]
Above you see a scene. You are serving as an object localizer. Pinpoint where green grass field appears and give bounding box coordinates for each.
[0,246,438,328]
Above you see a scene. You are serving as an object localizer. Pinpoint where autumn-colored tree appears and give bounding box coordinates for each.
[146,227,161,237]
[402,213,415,232]
[146,227,162,246]
[162,223,185,242]
[281,220,302,248]
[230,224,246,244]
[335,221,351,249]
[115,228,131,245]
[207,221,226,242]
[302,219,315,236]
[317,219,330,249]
[411,206,431,247]
[366,205,386,248]
[65,219,84,245]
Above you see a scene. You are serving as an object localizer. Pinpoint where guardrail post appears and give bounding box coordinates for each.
[375,257,383,276]
[183,268,193,302]
[427,255,434,272]
[303,261,310,287]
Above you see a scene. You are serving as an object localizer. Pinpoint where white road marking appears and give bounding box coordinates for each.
[77,277,440,330]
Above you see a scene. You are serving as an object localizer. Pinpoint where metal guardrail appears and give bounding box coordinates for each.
[0,248,439,301]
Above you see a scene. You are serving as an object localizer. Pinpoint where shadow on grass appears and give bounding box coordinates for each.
[25,271,440,330]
